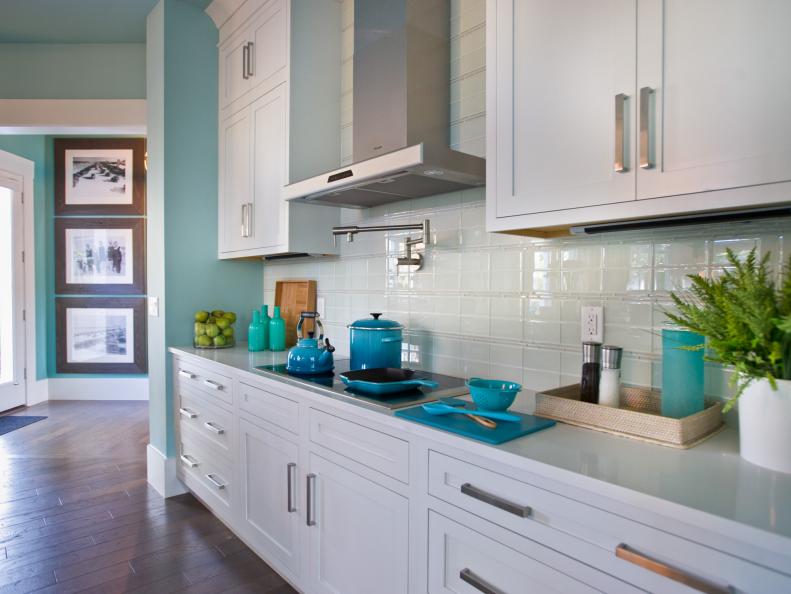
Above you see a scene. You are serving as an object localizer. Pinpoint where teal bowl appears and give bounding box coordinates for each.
[466,378,522,411]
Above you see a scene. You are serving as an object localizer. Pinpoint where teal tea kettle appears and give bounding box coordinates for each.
[286,312,335,375]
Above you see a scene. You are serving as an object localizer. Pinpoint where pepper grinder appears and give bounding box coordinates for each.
[599,345,623,408]
[580,342,602,404]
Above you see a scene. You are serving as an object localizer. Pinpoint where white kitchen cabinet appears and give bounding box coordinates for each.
[238,416,302,580]
[306,453,409,594]
[219,107,253,254]
[487,0,791,234]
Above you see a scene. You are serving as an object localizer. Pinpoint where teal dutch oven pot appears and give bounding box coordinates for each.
[349,313,403,370]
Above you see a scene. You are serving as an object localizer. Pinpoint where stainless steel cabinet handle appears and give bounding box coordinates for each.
[178,369,195,379]
[459,569,504,594]
[204,421,225,435]
[206,473,227,490]
[287,462,297,513]
[180,454,199,468]
[306,473,316,526]
[246,42,254,77]
[241,203,248,237]
[615,544,732,594]
[246,202,253,237]
[203,379,223,391]
[614,93,627,173]
[639,86,654,169]
[242,43,249,80]
[461,483,531,518]
[179,407,197,419]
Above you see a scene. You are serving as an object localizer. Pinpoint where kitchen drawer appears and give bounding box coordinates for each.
[309,408,409,484]
[239,380,299,434]
[429,450,789,594]
[177,386,235,457]
[428,511,601,594]
[179,426,235,520]
[174,359,233,407]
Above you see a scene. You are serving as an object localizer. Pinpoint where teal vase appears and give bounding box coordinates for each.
[248,310,265,352]
[260,305,271,351]
[269,306,286,352]
[661,327,705,418]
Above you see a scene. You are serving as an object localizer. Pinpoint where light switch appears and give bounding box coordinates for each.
[148,296,160,317]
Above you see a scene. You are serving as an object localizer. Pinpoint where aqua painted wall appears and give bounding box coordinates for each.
[0,44,146,99]
[146,0,263,456]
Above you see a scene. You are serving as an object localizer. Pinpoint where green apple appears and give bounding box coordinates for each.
[223,311,237,324]
[194,322,206,336]
[205,323,220,338]
[216,317,230,330]
[211,310,225,318]
[222,326,234,338]
[196,335,212,347]
[194,310,209,323]
[213,335,227,347]
[206,316,216,325]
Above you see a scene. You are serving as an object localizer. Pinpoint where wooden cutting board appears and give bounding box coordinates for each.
[274,280,317,347]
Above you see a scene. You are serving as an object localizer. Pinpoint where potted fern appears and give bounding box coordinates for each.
[668,247,791,474]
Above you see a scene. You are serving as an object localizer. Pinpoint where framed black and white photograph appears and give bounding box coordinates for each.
[55,138,146,215]
[56,297,147,374]
[55,219,145,295]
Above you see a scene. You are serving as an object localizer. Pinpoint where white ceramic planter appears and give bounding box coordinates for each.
[739,378,791,474]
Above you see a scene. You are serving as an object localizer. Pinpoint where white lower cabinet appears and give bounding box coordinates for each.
[238,417,302,580]
[305,452,409,594]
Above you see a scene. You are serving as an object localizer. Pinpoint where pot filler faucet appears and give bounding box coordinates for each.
[331,219,430,271]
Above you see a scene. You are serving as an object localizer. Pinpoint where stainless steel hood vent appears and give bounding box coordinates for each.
[284,0,485,208]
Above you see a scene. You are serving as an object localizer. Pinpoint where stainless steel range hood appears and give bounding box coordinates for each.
[284,0,485,208]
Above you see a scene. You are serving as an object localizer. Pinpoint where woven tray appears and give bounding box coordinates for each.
[535,384,724,449]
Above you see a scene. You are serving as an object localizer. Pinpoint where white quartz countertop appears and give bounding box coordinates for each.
[170,344,791,546]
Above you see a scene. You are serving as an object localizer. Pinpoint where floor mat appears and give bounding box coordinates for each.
[0,415,47,436]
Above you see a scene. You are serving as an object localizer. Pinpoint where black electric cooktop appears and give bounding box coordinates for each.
[255,359,468,411]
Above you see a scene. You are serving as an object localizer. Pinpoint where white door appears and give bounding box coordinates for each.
[0,173,26,411]
[492,0,637,218]
[219,107,252,254]
[250,84,288,251]
[238,417,301,578]
[306,453,409,594]
[637,0,791,199]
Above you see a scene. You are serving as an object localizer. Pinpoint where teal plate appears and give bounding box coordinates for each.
[395,401,556,445]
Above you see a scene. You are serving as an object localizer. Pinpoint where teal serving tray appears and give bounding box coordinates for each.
[395,401,556,445]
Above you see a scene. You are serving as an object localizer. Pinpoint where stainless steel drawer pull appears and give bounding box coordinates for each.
[287,462,297,513]
[460,483,531,518]
[178,369,195,379]
[203,379,223,391]
[204,421,225,435]
[206,473,227,490]
[459,569,505,594]
[180,454,199,468]
[179,407,197,419]
[306,473,316,526]
[639,86,654,169]
[614,93,627,173]
[615,544,732,594]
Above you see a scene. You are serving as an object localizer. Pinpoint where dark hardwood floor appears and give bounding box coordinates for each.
[0,401,297,594]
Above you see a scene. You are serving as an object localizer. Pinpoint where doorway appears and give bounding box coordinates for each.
[0,172,26,411]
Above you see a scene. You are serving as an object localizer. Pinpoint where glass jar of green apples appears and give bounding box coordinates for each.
[194,309,237,348]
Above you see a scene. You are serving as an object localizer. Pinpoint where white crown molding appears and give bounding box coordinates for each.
[205,0,247,29]
[0,99,146,135]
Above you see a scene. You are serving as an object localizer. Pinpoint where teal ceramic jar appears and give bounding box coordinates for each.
[661,326,704,418]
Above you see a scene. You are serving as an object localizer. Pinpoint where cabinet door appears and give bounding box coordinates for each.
[219,31,252,111]
[250,84,288,250]
[306,453,409,594]
[238,418,301,578]
[248,0,288,99]
[491,0,637,218]
[637,0,791,199]
[218,107,252,254]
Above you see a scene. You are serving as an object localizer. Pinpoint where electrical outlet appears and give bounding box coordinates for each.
[581,305,603,343]
[316,297,326,319]
[148,296,159,317]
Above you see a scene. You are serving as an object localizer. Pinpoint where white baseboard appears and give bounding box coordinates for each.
[147,444,188,498]
[26,378,49,406]
[47,377,149,400]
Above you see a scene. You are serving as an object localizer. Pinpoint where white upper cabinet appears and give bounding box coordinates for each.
[487,0,791,234]
[636,0,791,199]
[219,107,252,254]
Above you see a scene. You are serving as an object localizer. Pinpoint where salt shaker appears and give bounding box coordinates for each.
[580,342,602,404]
[599,345,623,408]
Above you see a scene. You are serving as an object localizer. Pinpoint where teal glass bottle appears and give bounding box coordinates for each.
[269,306,286,352]
[661,326,705,418]
[248,310,265,352]
[260,305,271,351]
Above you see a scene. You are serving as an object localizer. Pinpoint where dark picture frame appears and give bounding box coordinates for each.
[55,218,146,295]
[56,297,147,374]
[55,138,146,215]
